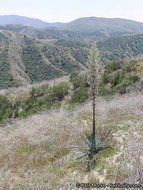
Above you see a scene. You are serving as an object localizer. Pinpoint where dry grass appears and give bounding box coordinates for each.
[0,91,143,189]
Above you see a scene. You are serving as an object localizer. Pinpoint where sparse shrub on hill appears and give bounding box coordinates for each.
[125,60,137,72]
[70,71,90,104]
[114,79,134,94]
[0,48,19,89]
[128,75,140,83]
[51,82,69,101]
[70,71,89,89]
[98,84,112,96]
[71,87,89,103]
[105,61,123,73]
[0,95,13,123]
[109,71,124,87]
[19,82,69,117]
[30,87,37,98]
[99,60,140,95]
[0,81,70,122]
[30,84,49,98]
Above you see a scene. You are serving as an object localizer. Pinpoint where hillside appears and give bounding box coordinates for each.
[97,33,143,63]
[0,65,142,189]
[0,30,89,89]
[0,90,142,189]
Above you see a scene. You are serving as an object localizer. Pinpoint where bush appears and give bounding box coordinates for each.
[109,71,125,86]
[51,82,69,101]
[0,95,13,123]
[98,84,111,96]
[69,71,78,82]
[125,60,137,72]
[128,75,140,83]
[105,61,122,73]
[71,87,89,103]
[101,73,110,84]
[114,79,134,94]
[70,71,89,89]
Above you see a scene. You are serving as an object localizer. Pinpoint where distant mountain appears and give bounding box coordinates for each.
[1,16,143,41]
[0,15,63,28]
[58,17,143,39]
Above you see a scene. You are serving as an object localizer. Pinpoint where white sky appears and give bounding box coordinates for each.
[0,0,143,23]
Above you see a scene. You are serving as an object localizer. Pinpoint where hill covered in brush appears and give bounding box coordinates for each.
[0,30,89,89]
[1,28,143,89]
[97,33,143,63]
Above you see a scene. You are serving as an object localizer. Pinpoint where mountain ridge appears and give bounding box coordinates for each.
[1,15,143,41]
[0,15,63,28]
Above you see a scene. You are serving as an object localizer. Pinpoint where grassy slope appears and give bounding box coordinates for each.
[0,92,142,189]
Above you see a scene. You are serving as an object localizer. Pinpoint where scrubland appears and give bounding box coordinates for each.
[0,91,142,190]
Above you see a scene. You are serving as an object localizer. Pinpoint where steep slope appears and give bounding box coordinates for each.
[97,33,143,63]
[1,29,143,89]
[0,30,89,89]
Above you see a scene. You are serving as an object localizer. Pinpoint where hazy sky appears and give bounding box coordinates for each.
[0,0,143,23]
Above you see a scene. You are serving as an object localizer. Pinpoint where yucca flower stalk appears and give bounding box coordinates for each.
[88,42,101,156]
[72,42,112,171]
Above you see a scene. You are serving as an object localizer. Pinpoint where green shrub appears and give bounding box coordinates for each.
[128,75,140,83]
[0,95,13,123]
[114,79,134,94]
[29,87,37,98]
[105,61,122,73]
[101,73,110,84]
[109,71,125,86]
[51,82,69,101]
[99,59,140,96]
[70,71,89,89]
[125,60,137,72]
[71,87,89,103]
[69,71,78,82]
[98,84,111,96]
